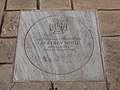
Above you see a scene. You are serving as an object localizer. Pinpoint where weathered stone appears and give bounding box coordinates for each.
[0,0,5,11]
[7,0,37,10]
[98,11,120,36]
[1,11,20,37]
[11,82,51,90]
[102,37,120,90]
[73,0,120,9]
[40,0,71,10]
[73,0,106,9]
[14,10,104,81]
[0,39,16,63]
[0,0,5,26]
[54,82,107,90]
[0,12,2,27]
[0,65,13,90]
[106,0,120,9]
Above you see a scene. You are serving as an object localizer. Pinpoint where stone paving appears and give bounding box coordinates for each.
[0,0,120,90]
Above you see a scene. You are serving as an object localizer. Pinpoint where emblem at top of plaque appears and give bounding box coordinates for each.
[50,19,67,34]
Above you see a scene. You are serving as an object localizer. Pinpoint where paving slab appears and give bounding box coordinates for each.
[11,82,51,90]
[105,0,120,9]
[40,0,71,10]
[0,0,5,12]
[98,11,120,36]
[0,64,13,90]
[73,0,106,9]
[0,12,2,28]
[14,10,105,81]
[54,82,107,90]
[1,11,20,37]
[102,37,120,90]
[73,0,120,9]
[0,39,16,63]
[0,0,5,26]
[7,0,37,10]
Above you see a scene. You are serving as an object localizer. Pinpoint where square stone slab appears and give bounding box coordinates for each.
[7,0,37,10]
[14,10,105,81]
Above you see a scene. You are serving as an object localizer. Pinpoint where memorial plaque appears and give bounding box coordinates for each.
[14,10,105,81]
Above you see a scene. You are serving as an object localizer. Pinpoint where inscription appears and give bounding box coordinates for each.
[24,16,94,75]
[34,37,80,51]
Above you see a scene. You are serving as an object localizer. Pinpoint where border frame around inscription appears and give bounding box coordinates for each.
[24,15,95,75]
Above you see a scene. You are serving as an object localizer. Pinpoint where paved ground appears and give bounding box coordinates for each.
[0,0,120,90]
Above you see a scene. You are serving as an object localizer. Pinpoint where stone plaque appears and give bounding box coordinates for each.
[14,10,105,81]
